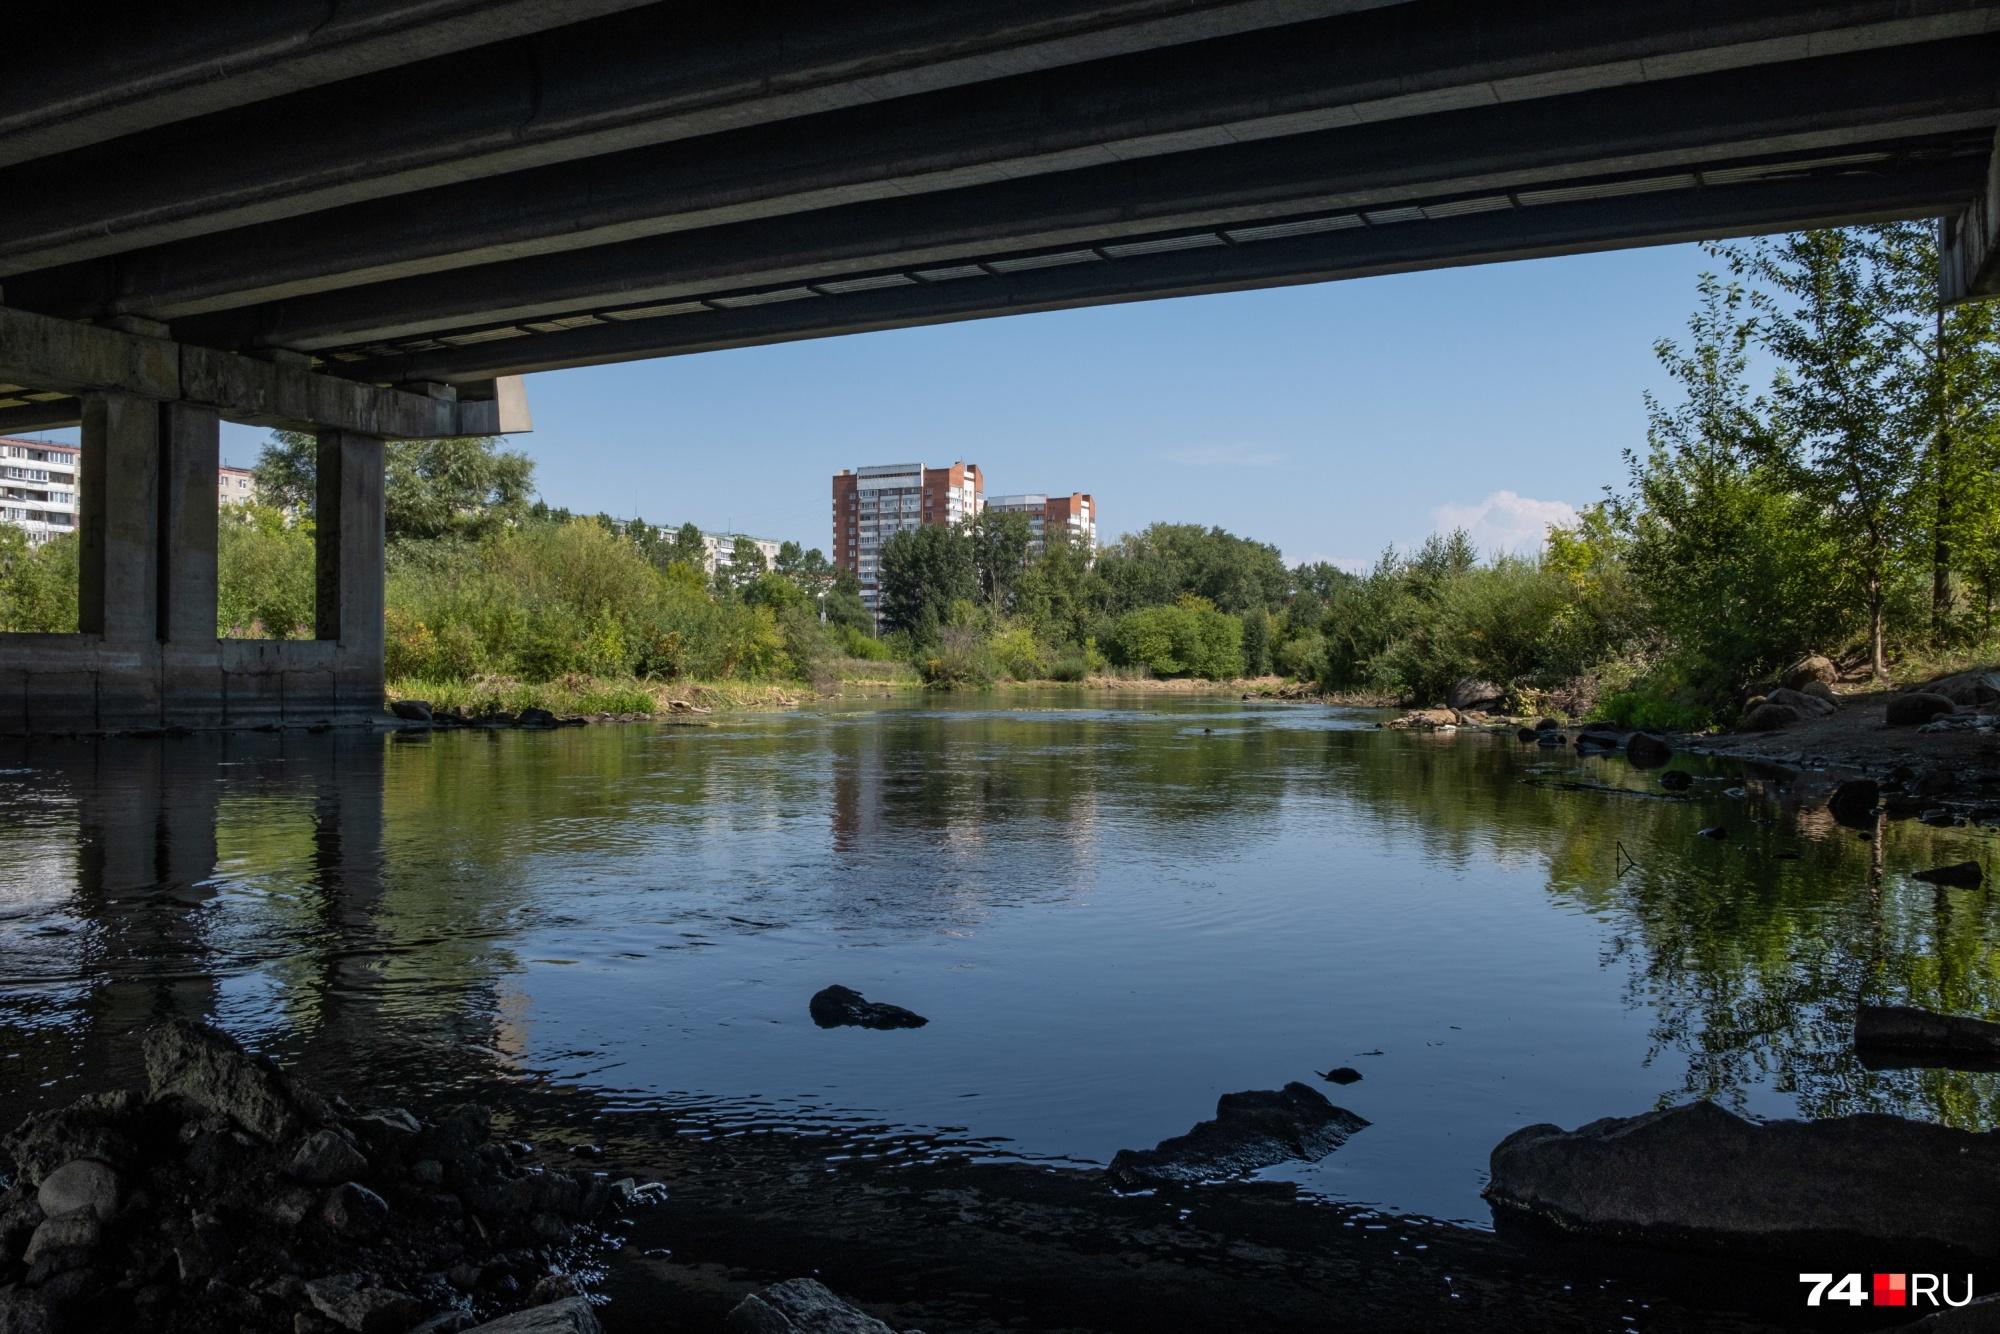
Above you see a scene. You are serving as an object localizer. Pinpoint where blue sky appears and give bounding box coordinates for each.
[160,240,1723,569]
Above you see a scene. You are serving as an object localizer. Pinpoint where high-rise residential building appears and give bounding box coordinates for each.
[218,464,255,507]
[985,491,1097,554]
[0,437,79,545]
[700,531,782,577]
[1,439,270,545]
[832,461,982,617]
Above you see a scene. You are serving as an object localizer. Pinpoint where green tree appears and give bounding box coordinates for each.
[668,522,708,571]
[823,569,873,634]
[971,509,1033,610]
[728,536,770,590]
[877,523,976,641]
[255,431,535,541]
[0,528,79,633]
[1722,230,1925,678]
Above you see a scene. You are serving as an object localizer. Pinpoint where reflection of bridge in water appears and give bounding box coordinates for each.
[1,3,1998,729]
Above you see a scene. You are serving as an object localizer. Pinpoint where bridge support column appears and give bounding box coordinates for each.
[315,430,386,717]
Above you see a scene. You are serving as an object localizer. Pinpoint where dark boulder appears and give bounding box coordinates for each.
[1826,778,1880,828]
[1625,732,1671,767]
[1515,727,1537,743]
[517,707,558,728]
[1574,725,1631,753]
[809,985,928,1031]
[1781,655,1837,690]
[1535,717,1561,732]
[320,1181,389,1238]
[1695,827,1729,840]
[35,1160,123,1222]
[1658,771,1692,792]
[727,1278,906,1334]
[1108,1082,1367,1185]
[304,1274,424,1334]
[1739,702,1798,732]
[1766,686,1834,718]
[390,700,433,723]
[1487,1101,2000,1258]
[1447,677,1506,713]
[1856,1004,2000,1065]
[1318,1067,1363,1085]
[1887,692,1957,727]
[1535,731,1564,748]
[143,1019,318,1142]
[1914,861,1985,888]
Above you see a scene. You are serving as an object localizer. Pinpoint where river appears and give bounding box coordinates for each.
[1,693,1994,1328]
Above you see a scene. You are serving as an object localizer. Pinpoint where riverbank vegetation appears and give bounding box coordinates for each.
[0,223,1992,723]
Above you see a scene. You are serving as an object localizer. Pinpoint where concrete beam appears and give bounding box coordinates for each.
[335,163,1971,383]
[0,305,528,437]
[12,0,1992,315]
[1944,131,2000,303]
[0,397,82,433]
[170,43,2000,354]
[0,1,661,170]
[0,0,1405,275]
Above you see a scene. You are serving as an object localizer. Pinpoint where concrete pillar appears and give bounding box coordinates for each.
[77,393,159,641]
[314,430,386,716]
[157,402,220,643]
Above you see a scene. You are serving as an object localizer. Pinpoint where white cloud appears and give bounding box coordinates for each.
[1429,490,1578,556]
[1163,442,1286,468]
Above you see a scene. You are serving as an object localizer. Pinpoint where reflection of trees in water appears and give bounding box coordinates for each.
[1328,730,2000,1128]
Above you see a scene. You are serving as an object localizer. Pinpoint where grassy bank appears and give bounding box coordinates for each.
[385,675,815,717]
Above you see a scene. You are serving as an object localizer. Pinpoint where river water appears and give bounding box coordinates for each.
[1,693,1995,1312]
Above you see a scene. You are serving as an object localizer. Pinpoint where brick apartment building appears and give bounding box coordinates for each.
[985,491,1097,554]
[832,461,983,617]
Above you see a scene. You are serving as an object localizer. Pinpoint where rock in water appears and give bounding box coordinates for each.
[727,1278,907,1334]
[1485,1101,2000,1258]
[517,707,558,728]
[143,1018,312,1141]
[390,699,432,722]
[1826,778,1880,828]
[1447,678,1506,713]
[1887,692,1956,727]
[1624,732,1672,767]
[1855,1005,2000,1064]
[1108,1083,1368,1185]
[809,985,928,1030]
[1913,861,1984,888]
[1318,1067,1363,1085]
[1658,771,1692,792]
[464,1299,605,1333]
[1573,725,1631,753]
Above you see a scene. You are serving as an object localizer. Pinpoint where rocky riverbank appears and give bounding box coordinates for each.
[0,1021,658,1334]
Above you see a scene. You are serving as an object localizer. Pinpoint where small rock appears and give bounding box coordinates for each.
[1515,727,1537,743]
[1658,771,1692,792]
[391,700,433,722]
[1800,680,1837,705]
[809,985,928,1031]
[22,1210,100,1267]
[1920,808,1959,828]
[304,1274,424,1334]
[1574,725,1631,753]
[1887,691,1956,727]
[727,1279,904,1334]
[1913,861,1984,888]
[569,1144,604,1160]
[1696,827,1729,840]
[36,1159,123,1222]
[288,1128,370,1184]
[411,1158,445,1186]
[517,707,558,728]
[320,1182,389,1238]
[1318,1067,1363,1085]
[1535,731,1563,748]
[1766,686,1834,718]
[1535,717,1560,731]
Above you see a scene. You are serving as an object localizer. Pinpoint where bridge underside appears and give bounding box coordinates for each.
[1,0,1999,730]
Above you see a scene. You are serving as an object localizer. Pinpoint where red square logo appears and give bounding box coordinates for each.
[1873,1274,1908,1307]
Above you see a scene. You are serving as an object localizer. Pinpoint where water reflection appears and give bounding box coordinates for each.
[0,697,1995,1226]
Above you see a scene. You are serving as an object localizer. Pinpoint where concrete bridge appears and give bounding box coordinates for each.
[2,0,1998,731]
